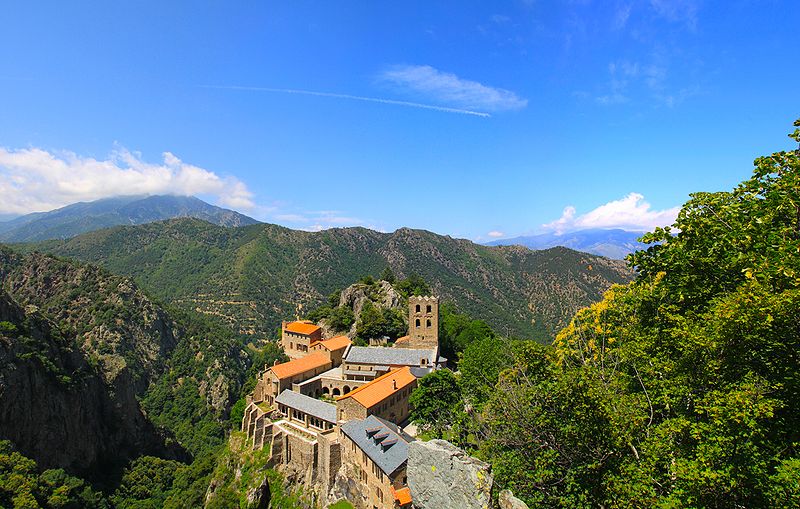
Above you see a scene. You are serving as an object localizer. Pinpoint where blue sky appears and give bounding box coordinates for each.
[0,1,798,240]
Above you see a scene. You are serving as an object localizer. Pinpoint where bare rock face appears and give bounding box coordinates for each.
[245,476,271,509]
[328,463,367,508]
[407,439,493,509]
[499,489,529,509]
[0,289,181,479]
[339,280,402,317]
[335,280,404,337]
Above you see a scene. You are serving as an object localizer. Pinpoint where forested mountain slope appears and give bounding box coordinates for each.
[0,246,253,494]
[25,222,632,342]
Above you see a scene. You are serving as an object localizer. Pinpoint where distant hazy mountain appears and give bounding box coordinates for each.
[486,228,648,259]
[0,195,259,242]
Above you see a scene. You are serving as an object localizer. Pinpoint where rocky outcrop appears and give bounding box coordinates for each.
[0,289,180,479]
[245,476,271,509]
[407,439,493,509]
[499,489,529,509]
[339,280,403,315]
[0,250,179,393]
[328,280,405,337]
[328,463,367,508]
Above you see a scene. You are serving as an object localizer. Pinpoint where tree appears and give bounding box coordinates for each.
[476,119,800,507]
[327,306,355,332]
[394,273,430,297]
[380,267,396,284]
[355,302,406,342]
[457,335,514,407]
[409,370,462,437]
[439,303,496,362]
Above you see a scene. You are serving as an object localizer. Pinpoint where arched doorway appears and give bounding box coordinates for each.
[332,388,341,396]
[343,386,350,394]
[323,387,330,395]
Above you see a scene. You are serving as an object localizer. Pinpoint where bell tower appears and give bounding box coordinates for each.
[407,296,439,351]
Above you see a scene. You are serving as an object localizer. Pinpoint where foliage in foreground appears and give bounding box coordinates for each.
[411,120,800,508]
[0,440,109,509]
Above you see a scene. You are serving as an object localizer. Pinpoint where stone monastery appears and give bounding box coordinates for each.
[242,296,445,509]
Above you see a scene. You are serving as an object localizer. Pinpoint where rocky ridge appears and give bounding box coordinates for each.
[24,218,634,342]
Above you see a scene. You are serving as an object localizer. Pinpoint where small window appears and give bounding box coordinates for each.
[415,304,421,312]
[415,319,420,327]
[426,319,431,327]
[426,304,432,313]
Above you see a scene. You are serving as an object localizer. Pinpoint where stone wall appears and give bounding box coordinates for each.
[317,430,342,493]
[336,395,369,422]
[242,402,273,450]
[339,431,403,509]
[407,296,439,351]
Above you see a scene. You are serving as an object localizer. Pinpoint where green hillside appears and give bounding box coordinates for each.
[24,222,632,342]
[0,246,264,504]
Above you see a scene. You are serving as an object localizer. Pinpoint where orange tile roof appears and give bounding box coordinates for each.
[284,321,321,335]
[394,335,411,345]
[392,486,412,506]
[270,352,330,380]
[311,335,352,351]
[336,366,416,408]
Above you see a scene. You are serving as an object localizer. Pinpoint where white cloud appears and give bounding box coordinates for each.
[612,3,633,30]
[543,193,679,234]
[379,65,527,112]
[274,209,382,232]
[0,145,254,215]
[487,230,505,238]
[491,14,511,24]
[650,0,698,30]
[596,59,683,107]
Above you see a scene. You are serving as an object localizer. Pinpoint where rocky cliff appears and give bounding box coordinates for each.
[0,244,252,486]
[0,289,179,481]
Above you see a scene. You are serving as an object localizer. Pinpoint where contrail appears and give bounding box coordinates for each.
[201,85,491,118]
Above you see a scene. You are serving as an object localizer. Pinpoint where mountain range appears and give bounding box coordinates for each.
[22,219,633,342]
[0,195,259,242]
[486,228,649,259]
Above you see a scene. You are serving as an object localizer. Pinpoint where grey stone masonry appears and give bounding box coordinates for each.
[407,439,493,509]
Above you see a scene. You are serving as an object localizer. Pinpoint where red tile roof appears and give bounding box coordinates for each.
[392,486,412,506]
[270,352,330,380]
[311,335,352,351]
[336,367,416,408]
[284,321,321,335]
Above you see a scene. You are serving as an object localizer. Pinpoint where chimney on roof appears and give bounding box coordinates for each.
[392,379,397,390]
